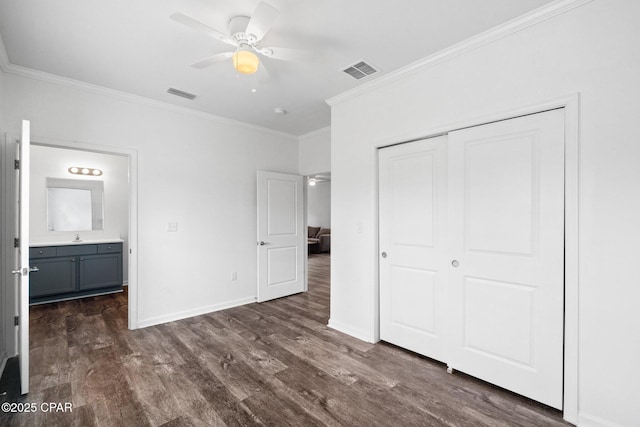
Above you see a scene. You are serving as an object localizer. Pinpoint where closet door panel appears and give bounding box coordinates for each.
[447,109,565,409]
[379,136,448,361]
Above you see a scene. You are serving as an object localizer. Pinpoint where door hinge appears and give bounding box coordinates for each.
[14,316,19,326]
[14,238,19,248]
[14,159,19,170]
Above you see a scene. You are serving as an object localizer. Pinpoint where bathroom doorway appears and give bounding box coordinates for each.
[29,139,138,329]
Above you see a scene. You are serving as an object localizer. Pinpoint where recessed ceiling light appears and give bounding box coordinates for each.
[251,88,257,93]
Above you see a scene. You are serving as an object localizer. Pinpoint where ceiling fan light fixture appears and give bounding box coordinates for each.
[233,47,260,75]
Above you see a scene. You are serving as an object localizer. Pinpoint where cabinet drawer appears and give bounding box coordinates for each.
[98,243,122,254]
[57,245,97,256]
[30,247,56,258]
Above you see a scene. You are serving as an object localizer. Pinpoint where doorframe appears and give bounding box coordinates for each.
[303,171,332,292]
[17,135,140,330]
[1,136,18,360]
[373,93,579,424]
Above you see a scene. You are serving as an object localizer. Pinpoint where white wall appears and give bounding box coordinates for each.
[0,66,8,367]
[329,1,640,426]
[30,145,130,281]
[307,181,331,229]
[0,71,298,328]
[298,126,330,176]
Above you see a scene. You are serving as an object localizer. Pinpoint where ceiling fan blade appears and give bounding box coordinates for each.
[246,2,279,41]
[191,52,234,69]
[256,62,271,83]
[261,47,312,62]
[171,12,233,45]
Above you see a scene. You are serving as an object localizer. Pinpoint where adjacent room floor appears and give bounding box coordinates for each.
[0,253,569,426]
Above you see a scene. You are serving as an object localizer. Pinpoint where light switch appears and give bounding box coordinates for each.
[167,222,178,232]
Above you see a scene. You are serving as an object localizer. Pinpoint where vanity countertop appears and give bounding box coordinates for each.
[30,239,124,247]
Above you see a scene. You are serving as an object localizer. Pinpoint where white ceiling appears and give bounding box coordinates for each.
[0,0,555,136]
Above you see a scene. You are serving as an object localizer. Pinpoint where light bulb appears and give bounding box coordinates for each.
[232,48,259,75]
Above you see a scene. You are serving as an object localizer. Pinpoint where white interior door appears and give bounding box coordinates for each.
[12,120,31,394]
[257,171,305,303]
[379,136,448,361]
[447,109,565,409]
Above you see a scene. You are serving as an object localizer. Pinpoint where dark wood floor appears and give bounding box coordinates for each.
[0,253,570,426]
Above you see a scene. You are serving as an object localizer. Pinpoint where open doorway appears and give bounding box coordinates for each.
[20,138,139,335]
[1,133,138,395]
[305,172,331,294]
[26,144,133,379]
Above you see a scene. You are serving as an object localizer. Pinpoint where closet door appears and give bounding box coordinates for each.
[379,136,448,361]
[447,109,565,409]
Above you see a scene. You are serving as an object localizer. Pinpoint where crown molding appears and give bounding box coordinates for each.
[1,59,298,141]
[299,125,331,140]
[327,0,594,107]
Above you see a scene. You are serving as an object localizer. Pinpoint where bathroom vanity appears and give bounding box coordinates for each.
[29,240,123,304]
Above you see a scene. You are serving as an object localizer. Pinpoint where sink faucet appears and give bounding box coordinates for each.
[74,233,82,242]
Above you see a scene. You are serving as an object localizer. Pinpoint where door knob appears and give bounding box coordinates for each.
[11,268,22,275]
[29,267,39,273]
[258,241,269,246]
[381,252,387,258]
[451,260,460,268]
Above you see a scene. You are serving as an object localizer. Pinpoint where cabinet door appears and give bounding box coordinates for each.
[29,257,76,298]
[78,253,122,290]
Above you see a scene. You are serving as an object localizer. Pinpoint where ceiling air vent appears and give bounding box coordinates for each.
[167,87,197,100]
[342,60,379,80]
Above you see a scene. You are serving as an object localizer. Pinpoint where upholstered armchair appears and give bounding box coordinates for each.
[317,228,331,253]
[308,226,331,253]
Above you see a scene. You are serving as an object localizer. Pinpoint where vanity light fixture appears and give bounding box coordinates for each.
[68,167,103,176]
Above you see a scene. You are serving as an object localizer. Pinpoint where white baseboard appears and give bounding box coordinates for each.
[327,318,376,343]
[137,297,256,329]
[579,413,625,427]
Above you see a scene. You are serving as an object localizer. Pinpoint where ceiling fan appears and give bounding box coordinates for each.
[171,2,306,76]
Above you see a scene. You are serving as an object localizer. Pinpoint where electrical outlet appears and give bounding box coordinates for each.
[167,222,178,232]
[231,272,238,281]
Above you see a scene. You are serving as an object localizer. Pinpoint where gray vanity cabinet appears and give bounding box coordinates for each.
[29,242,123,304]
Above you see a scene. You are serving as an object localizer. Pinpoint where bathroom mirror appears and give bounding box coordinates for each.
[47,178,104,231]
